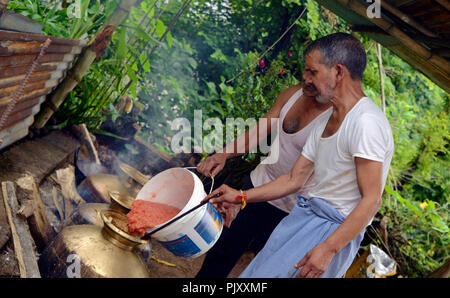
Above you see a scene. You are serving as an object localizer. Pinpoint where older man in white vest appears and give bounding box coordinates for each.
[205,32,394,278]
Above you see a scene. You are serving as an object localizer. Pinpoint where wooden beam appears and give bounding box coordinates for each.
[71,124,101,165]
[1,181,41,278]
[380,0,438,37]
[352,25,386,34]
[335,0,450,76]
[433,48,450,57]
[434,0,450,11]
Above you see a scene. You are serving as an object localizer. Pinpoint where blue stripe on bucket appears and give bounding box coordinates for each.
[194,203,223,245]
[159,234,201,257]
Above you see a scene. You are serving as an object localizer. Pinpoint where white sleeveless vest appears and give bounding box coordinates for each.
[250,88,330,213]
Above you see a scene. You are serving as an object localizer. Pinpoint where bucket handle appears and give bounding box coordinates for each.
[183,167,215,195]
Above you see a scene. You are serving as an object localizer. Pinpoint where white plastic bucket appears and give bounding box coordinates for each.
[135,167,223,258]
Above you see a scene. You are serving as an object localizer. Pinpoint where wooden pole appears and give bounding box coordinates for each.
[33,0,138,129]
[1,182,41,278]
[376,42,386,113]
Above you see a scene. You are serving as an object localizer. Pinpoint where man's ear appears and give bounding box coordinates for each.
[335,64,345,82]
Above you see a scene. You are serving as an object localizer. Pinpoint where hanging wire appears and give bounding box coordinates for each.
[90,0,193,118]
[225,6,307,84]
[113,0,193,103]
[88,4,167,116]
[86,0,162,114]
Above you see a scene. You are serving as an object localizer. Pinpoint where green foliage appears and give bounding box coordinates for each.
[383,185,449,276]
[8,0,118,39]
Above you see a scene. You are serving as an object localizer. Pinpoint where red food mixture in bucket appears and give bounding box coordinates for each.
[127,200,181,237]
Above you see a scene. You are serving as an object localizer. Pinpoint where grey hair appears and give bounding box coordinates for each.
[304,32,367,81]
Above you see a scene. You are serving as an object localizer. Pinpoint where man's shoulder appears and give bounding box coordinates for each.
[348,99,394,143]
[352,98,390,124]
[277,85,303,102]
[270,85,303,114]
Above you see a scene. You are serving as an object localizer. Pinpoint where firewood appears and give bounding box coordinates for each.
[17,200,35,219]
[52,186,64,221]
[15,174,55,250]
[1,181,41,278]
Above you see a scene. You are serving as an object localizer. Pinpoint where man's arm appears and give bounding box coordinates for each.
[206,154,314,204]
[295,157,384,278]
[197,85,303,177]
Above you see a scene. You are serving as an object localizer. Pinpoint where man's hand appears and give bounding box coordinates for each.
[202,184,242,205]
[294,242,337,278]
[197,153,227,178]
[215,202,241,228]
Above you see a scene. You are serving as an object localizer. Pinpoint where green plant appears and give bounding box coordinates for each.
[382,185,449,277]
[8,0,117,39]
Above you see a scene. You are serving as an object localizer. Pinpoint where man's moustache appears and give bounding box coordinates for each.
[305,84,316,90]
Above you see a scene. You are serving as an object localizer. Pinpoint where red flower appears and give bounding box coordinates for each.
[280,68,285,75]
[288,51,293,58]
[259,58,265,69]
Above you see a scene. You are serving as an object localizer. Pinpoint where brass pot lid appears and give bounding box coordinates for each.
[86,174,133,203]
[109,190,134,211]
[100,209,148,245]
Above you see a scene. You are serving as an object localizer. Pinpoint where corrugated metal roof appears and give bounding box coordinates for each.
[0,29,86,150]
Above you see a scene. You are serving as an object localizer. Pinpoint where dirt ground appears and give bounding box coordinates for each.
[147,238,254,278]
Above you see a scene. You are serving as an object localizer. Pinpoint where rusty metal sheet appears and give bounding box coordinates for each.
[0,71,52,89]
[0,95,44,115]
[0,62,58,79]
[0,115,33,141]
[0,116,33,149]
[1,103,40,129]
[0,41,80,56]
[0,29,83,149]
[0,87,49,105]
[0,53,66,67]
[0,29,86,47]
[0,79,48,99]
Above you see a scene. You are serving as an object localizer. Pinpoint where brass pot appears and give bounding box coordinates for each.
[39,209,150,278]
[61,191,152,265]
[63,191,133,227]
[63,203,110,227]
[76,174,133,204]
